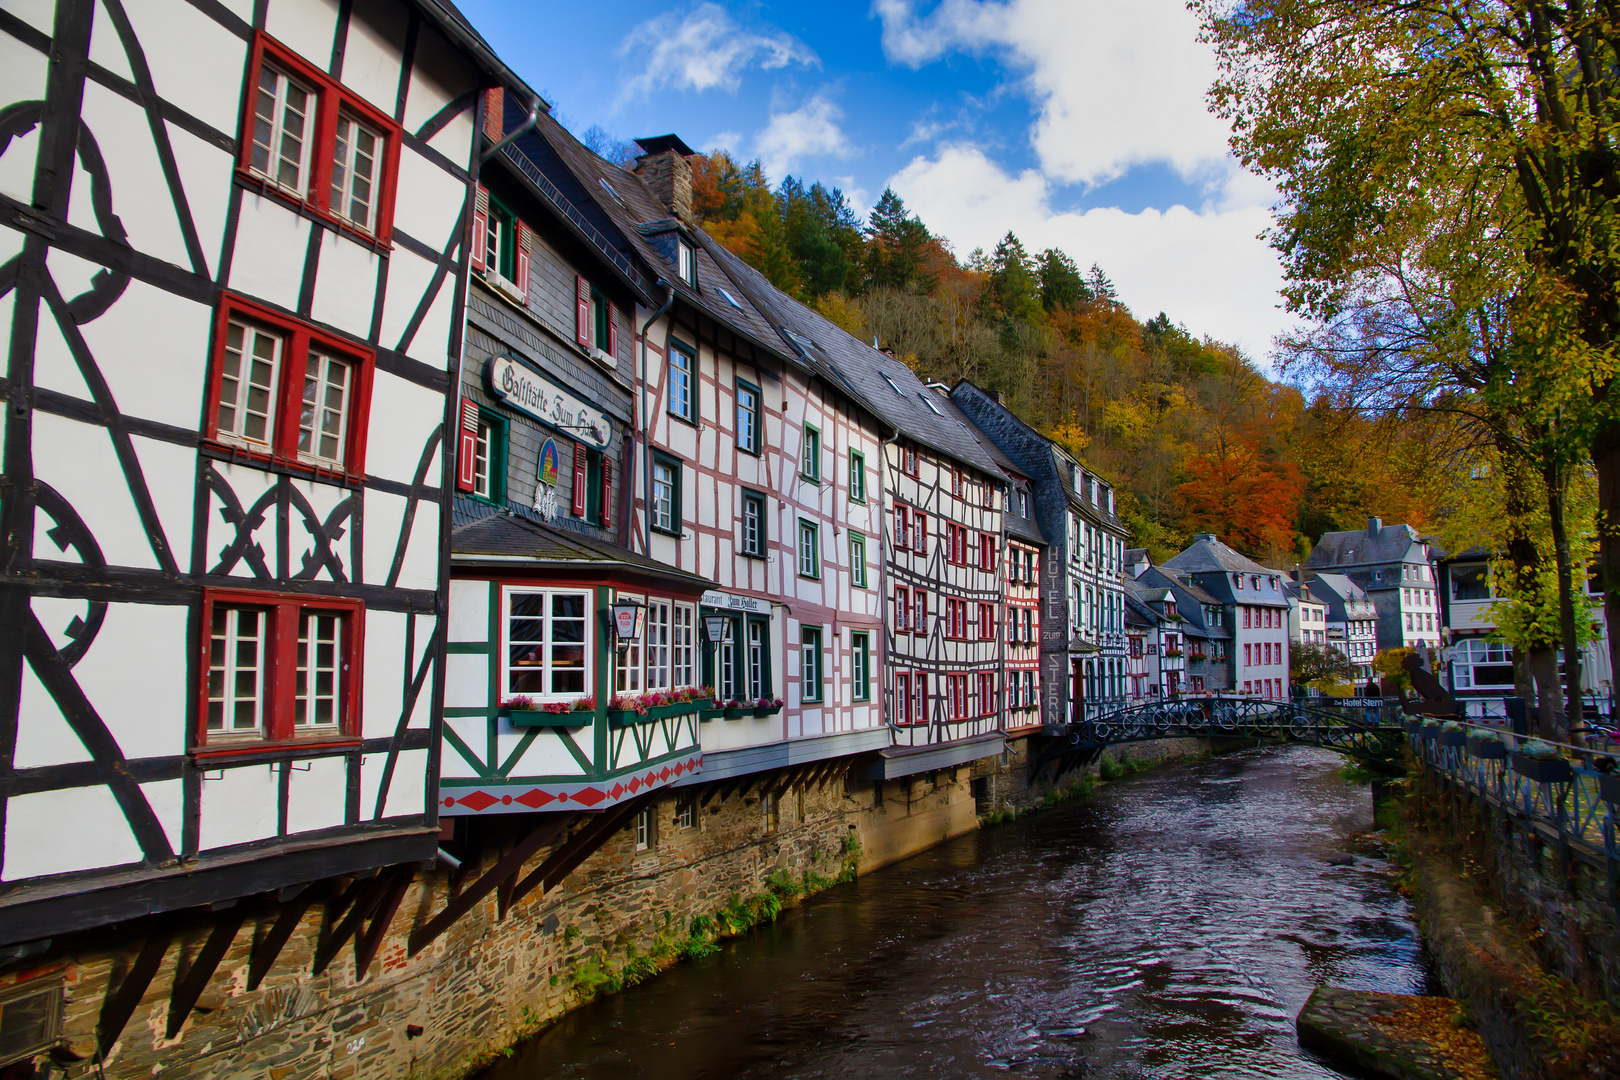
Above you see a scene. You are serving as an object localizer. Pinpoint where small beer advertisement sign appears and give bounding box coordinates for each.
[538,439,560,487]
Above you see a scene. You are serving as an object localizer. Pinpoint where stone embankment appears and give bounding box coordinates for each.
[1297,986,1495,1080]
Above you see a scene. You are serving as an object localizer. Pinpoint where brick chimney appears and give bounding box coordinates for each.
[633,134,696,224]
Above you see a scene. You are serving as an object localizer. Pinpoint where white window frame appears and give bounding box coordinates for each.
[472,415,495,499]
[646,599,672,691]
[669,347,694,421]
[298,348,353,467]
[217,319,282,451]
[677,239,696,285]
[330,111,383,233]
[651,461,676,532]
[502,587,592,702]
[798,518,820,579]
[250,63,315,196]
[207,605,269,738]
[673,603,695,688]
[850,532,867,588]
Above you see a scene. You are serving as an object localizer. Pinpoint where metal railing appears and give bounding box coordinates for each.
[1065,696,1406,762]
[1409,720,1620,897]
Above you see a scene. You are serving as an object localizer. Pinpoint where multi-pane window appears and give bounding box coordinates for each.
[895,587,910,631]
[331,113,382,231]
[673,604,695,688]
[894,504,910,549]
[484,200,516,280]
[677,239,696,285]
[468,413,505,503]
[912,512,927,552]
[979,534,996,572]
[505,589,589,699]
[651,457,679,533]
[896,672,913,723]
[977,673,996,717]
[914,591,928,634]
[676,796,697,830]
[635,806,653,850]
[211,301,372,475]
[850,532,867,588]
[243,43,398,239]
[298,350,352,466]
[801,627,823,701]
[646,600,671,691]
[852,631,870,701]
[251,64,314,195]
[798,519,820,578]
[737,382,760,453]
[201,592,359,747]
[849,450,866,502]
[217,321,281,450]
[748,620,768,700]
[979,603,994,640]
[1008,606,1019,643]
[802,426,821,481]
[669,347,694,421]
[741,492,765,555]
[903,447,919,477]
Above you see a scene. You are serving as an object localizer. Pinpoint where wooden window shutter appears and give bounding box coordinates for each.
[607,303,620,359]
[599,459,612,524]
[571,444,587,516]
[470,188,488,273]
[456,398,478,492]
[514,221,530,296]
[575,276,591,347]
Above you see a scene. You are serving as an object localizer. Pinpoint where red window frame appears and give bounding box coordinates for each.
[915,671,928,722]
[238,32,403,244]
[912,511,928,552]
[195,588,364,755]
[894,504,910,550]
[894,587,910,632]
[903,447,919,478]
[977,673,996,717]
[204,294,376,481]
[979,602,994,641]
[913,591,928,635]
[896,672,913,724]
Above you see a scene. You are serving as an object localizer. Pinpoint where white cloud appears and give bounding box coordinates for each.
[873,0,1231,187]
[755,95,854,181]
[619,2,818,101]
[890,145,1294,360]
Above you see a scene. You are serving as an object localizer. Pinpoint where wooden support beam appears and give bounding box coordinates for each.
[166,909,246,1038]
[247,889,319,990]
[353,869,413,981]
[97,928,173,1057]
[312,873,394,975]
[536,795,654,896]
[407,817,568,956]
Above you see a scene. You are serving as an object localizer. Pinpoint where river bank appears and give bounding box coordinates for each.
[476,743,1431,1080]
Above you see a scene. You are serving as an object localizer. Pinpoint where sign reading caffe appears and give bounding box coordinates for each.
[485,354,612,450]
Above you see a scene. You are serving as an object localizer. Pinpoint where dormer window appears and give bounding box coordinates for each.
[677,239,696,286]
[1233,574,1243,588]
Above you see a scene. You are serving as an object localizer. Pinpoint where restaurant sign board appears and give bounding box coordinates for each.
[485,354,611,450]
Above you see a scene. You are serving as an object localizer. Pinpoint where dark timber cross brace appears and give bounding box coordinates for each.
[407,815,571,956]
[507,794,654,907]
[97,925,174,1057]
[248,887,321,990]
[167,908,247,1037]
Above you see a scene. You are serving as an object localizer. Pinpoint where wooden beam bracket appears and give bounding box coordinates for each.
[406,817,568,956]
[167,910,246,1038]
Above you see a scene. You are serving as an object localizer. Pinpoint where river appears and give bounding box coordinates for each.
[479,744,1435,1079]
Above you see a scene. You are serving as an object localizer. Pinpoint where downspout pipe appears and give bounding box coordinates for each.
[481,96,541,165]
[638,283,675,555]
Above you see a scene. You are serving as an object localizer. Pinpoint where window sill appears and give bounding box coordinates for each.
[480,269,528,308]
[650,525,683,538]
[666,410,699,429]
[192,737,362,763]
[800,475,821,486]
[740,549,768,561]
[737,444,761,457]
[235,170,392,250]
[201,441,364,488]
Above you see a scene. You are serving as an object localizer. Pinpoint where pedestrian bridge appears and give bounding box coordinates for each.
[1064,698,1407,765]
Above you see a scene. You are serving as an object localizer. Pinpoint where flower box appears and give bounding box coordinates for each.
[508,709,591,728]
[1403,720,1426,735]
[1599,773,1620,806]
[698,707,727,721]
[1440,731,1468,748]
[1467,737,1507,760]
[645,702,698,721]
[1510,752,1572,784]
[607,709,653,727]
[754,705,784,717]
[723,706,749,719]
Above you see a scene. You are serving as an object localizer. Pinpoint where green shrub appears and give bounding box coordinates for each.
[1099,754,1126,781]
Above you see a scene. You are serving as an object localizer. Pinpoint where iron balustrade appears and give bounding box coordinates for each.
[1065,696,1408,763]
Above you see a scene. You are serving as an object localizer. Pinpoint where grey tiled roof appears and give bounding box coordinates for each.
[1305,520,1430,570]
[1163,534,1274,576]
[451,499,711,588]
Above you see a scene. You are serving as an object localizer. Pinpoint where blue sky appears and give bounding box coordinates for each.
[456,0,1293,360]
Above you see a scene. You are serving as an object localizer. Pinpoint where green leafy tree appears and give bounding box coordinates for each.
[1037,248,1088,312]
[1291,639,1353,688]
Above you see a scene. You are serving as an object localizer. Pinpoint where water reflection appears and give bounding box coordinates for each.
[481,745,1434,1079]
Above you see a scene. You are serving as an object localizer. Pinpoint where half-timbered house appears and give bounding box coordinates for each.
[436,92,711,822]
[0,0,502,948]
[951,383,1128,722]
[1162,534,1291,698]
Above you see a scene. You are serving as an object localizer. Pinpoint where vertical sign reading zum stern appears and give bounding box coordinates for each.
[485,354,612,449]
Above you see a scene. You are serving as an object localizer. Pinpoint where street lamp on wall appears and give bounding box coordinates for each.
[611,599,644,668]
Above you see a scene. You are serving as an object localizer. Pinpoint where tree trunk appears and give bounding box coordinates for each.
[1594,432,1620,722]
[1528,645,1563,740]
[1543,462,1585,745]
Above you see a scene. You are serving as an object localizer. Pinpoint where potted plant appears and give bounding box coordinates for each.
[1510,740,1573,783]
[509,694,594,728]
[722,699,749,719]
[607,694,652,726]
[1439,720,1468,748]
[497,695,536,719]
[1467,732,1509,759]
[753,696,784,717]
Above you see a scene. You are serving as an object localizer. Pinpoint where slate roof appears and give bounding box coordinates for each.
[705,242,1007,478]
[451,499,711,589]
[1124,593,1156,628]
[1136,566,1232,639]
[1305,573,1377,619]
[1284,580,1322,606]
[1163,533,1274,577]
[1304,519,1431,571]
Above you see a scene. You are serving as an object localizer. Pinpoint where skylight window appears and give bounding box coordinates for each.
[881,373,902,395]
[919,392,943,415]
[717,287,744,310]
[598,178,626,206]
[787,330,815,352]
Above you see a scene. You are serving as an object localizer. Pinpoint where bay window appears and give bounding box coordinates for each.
[504,588,590,700]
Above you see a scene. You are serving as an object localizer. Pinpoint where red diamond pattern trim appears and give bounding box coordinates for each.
[456,790,498,812]
[572,787,606,807]
[516,789,554,809]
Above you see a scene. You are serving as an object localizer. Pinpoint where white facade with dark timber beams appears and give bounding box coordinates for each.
[0,0,496,944]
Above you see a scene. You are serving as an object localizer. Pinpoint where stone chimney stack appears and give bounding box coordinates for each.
[1367,516,1382,537]
[633,134,696,224]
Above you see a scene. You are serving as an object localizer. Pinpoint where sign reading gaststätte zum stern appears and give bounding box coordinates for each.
[485,353,611,450]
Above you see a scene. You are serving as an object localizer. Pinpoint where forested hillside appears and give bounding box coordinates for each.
[685,150,1440,565]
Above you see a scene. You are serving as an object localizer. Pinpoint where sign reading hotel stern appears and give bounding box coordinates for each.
[486,354,611,450]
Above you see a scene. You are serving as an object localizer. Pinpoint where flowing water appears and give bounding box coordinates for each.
[480,745,1435,1079]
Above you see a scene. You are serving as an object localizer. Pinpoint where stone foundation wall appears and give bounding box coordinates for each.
[3,736,1208,1080]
